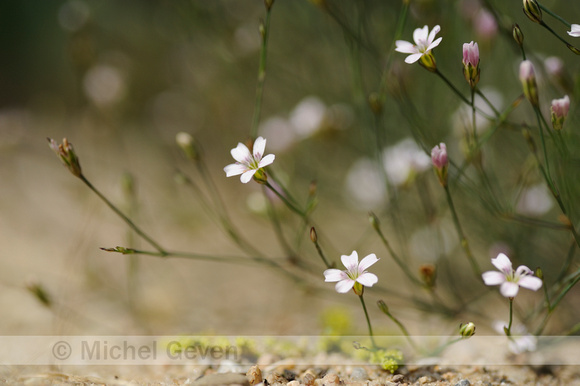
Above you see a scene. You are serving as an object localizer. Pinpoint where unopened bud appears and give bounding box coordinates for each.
[377,300,389,315]
[513,24,524,47]
[369,212,380,231]
[431,143,448,186]
[419,264,436,288]
[26,281,52,308]
[310,227,318,243]
[462,41,480,89]
[368,92,383,115]
[264,0,274,11]
[459,322,476,338]
[519,60,539,107]
[259,22,266,39]
[535,267,544,280]
[523,0,543,24]
[176,132,199,160]
[550,95,570,131]
[48,137,82,178]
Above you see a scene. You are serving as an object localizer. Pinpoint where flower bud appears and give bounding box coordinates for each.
[459,322,476,338]
[26,281,52,308]
[535,267,544,280]
[310,227,318,243]
[368,92,383,115]
[48,137,82,178]
[419,263,436,288]
[462,41,480,88]
[176,132,199,160]
[523,0,542,24]
[264,0,274,11]
[550,95,570,131]
[431,143,448,186]
[513,24,524,47]
[377,300,390,315]
[368,212,380,231]
[519,60,539,107]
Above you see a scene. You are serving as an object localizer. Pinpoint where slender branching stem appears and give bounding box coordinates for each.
[359,294,376,349]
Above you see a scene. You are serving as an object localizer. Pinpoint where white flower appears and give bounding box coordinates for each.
[568,24,580,37]
[395,25,442,64]
[224,136,275,183]
[492,321,537,354]
[482,253,542,298]
[324,251,379,294]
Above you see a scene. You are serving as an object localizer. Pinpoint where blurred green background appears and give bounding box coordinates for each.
[2,0,580,337]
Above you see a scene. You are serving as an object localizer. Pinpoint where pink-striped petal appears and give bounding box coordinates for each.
[231,143,251,163]
[518,276,542,291]
[491,253,512,275]
[253,136,266,158]
[341,251,359,272]
[427,25,441,45]
[482,271,505,286]
[224,163,247,177]
[240,169,256,183]
[358,254,379,272]
[324,269,348,282]
[413,25,429,45]
[259,154,275,168]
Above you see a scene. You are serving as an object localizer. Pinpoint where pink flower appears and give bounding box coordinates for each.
[551,95,570,131]
[324,251,379,294]
[462,41,479,67]
[224,136,275,183]
[482,253,542,298]
[395,25,442,64]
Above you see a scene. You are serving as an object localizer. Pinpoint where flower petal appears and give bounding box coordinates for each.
[395,40,417,54]
[253,136,266,158]
[341,251,359,272]
[515,265,533,277]
[358,253,379,272]
[224,163,247,177]
[518,276,543,291]
[335,279,355,293]
[231,143,251,163]
[404,53,423,64]
[324,269,348,282]
[500,281,519,298]
[427,25,441,45]
[240,169,256,183]
[413,25,429,45]
[568,24,580,37]
[491,253,512,275]
[427,37,442,51]
[258,154,275,168]
[357,272,378,287]
[482,271,505,286]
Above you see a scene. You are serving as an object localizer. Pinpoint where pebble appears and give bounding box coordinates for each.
[286,381,300,386]
[318,373,340,386]
[266,372,288,385]
[246,365,262,386]
[350,367,369,381]
[419,375,434,384]
[455,380,471,386]
[191,372,249,385]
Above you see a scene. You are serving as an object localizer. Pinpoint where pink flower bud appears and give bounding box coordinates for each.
[462,41,480,88]
[431,143,448,169]
[519,60,539,107]
[551,95,570,130]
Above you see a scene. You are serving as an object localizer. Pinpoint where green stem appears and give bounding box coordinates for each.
[250,5,273,139]
[443,185,481,277]
[383,309,417,351]
[538,3,571,27]
[506,297,513,337]
[434,70,494,120]
[359,294,376,349]
[539,20,580,55]
[264,180,307,218]
[80,174,167,255]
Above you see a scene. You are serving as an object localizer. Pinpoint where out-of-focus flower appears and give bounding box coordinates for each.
[382,138,431,187]
[324,251,379,295]
[482,253,542,298]
[551,95,570,131]
[48,137,82,177]
[395,25,442,71]
[176,132,198,160]
[259,116,297,152]
[345,158,387,210]
[544,56,564,77]
[83,64,126,106]
[568,24,580,37]
[452,87,504,135]
[289,96,327,138]
[224,136,275,183]
[519,60,539,107]
[474,9,498,40]
[460,322,476,338]
[462,41,480,88]
[516,184,553,216]
[431,143,448,186]
[492,321,537,354]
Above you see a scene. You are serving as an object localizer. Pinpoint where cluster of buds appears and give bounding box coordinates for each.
[550,95,570,131]
[519,60,539,107]
[431,143,448,187]
[48,138,82,178]
[462,41,480,89]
